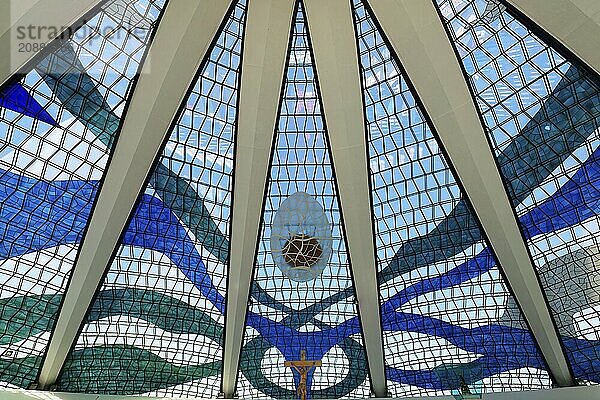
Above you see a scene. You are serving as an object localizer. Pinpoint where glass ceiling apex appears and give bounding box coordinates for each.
[1,0,600,398]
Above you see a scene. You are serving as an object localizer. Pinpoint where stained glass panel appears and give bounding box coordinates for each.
[352,0,550,396]
[56,1,246,397]
[0,0,165,388]
[435,0,600,383]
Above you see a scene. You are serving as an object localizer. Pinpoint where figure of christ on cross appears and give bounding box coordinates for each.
[284,350,322,400]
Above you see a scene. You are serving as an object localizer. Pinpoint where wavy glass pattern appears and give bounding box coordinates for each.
[436,0,600,383]
[352,0,550,396]
[0,0,165,388]
[56,1,246,397]
[236,2,370,398]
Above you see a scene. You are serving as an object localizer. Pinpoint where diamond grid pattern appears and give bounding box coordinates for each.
[237,3,370,399]
[0,0,165,388]
[0,0,599,396]
[353,0,550,395]
[56,1,246,397]
[436,0,600,382]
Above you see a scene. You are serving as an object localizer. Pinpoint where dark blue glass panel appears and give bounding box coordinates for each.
[0,83,56,126]
[353,0,550,396]
[57,1,246,397]
[0,0,165,388]
[436,0,600,383]
[236,3,371,399]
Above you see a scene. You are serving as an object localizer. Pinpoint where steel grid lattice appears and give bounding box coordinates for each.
[56,1,246,397]
[353,0,551,396]
[435,0,600,383]
[0,0,165,388]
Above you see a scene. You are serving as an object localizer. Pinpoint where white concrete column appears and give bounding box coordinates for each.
[0,0,103,86]
[221,0,296,397]
[37,0,234,388]
[302,0,387,396]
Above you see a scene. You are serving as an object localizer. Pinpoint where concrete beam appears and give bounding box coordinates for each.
[37,0,233,387]
[0,0,103,86]
[302,0,387,396]
[1,381,599,400]
[221,0,296,397]
[366,0,574,387]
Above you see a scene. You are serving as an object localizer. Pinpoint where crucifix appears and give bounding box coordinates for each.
[284,350,322,400]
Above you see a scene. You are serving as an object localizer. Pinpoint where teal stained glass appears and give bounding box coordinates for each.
[0,0,165,388]
[57,1,246,397]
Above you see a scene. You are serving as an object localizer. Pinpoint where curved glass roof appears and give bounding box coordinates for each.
[0,0,165,388]
[0,0,599,398]
[436,0,600,384]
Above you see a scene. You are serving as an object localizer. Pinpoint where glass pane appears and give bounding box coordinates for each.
[353,0,551,396]
[236,3,371,399]
[435,0,600,383]
[57,1,246,397]
[0,0,165,388]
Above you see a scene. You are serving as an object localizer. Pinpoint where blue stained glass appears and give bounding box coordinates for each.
[0,83,57,126]
[0,0,165,388]
[435,0,600,383]
[2,0,598,396]
[352,0,550,396]
[57,1,246,397]
[236,2,371,399]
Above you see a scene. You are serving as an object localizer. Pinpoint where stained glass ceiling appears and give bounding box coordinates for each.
[434,0,600,385]
[237,4,369,397]
[0,0,165,388]
[0,0,599,398]
[354,0,549,396]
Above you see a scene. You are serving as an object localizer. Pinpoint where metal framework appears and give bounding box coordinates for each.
[365,0,573,387]
[222,0,295,397]
[435,0,600,387]
[37,0,234,388]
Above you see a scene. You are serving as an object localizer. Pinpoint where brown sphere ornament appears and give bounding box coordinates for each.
[282,234,324,269]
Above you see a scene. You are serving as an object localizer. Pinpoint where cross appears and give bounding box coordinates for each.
[284,350,322,400]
